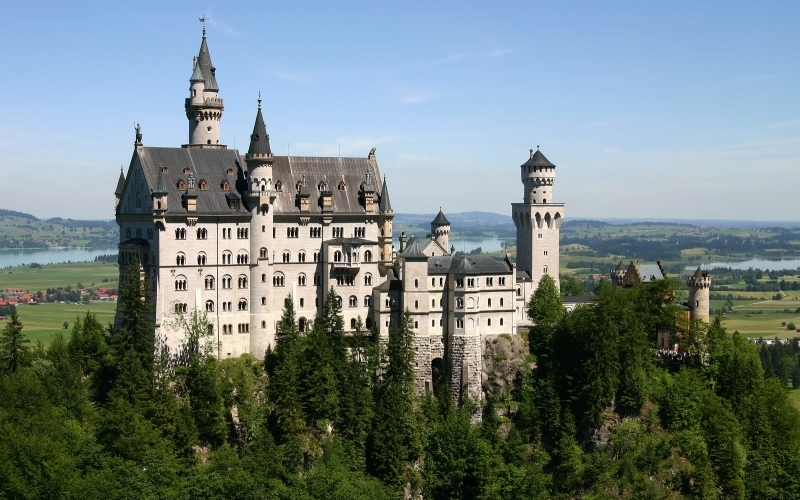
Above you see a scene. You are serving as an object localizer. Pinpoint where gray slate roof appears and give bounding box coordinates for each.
[522,149,555,168]
[427,255,512,275]
[399,241,428,260]
[636,263,665,282]
[431,209,450,225]
[115,171,126,195]
[247,105,272,157]
[196,36,219,92]
[190,60,204,82]
[378,176,392,212]
[135,147,244,215]
[268,156,382,215]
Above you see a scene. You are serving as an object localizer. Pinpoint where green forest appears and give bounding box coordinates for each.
[3,259,800,499]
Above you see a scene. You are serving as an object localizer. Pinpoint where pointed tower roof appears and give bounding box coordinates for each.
[246,96,273,158]
[379,176,392,212]
[432,209,450,226]
[692,266,704,279]
[522,148,555,168]
[190,57,205,82]
[399,240,428,260]
[615,260,626,271]
[196,34,219,91]
[115,169,125,195]
[153,169,168,195]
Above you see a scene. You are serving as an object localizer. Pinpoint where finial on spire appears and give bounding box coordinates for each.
[199,15,207,37]
[135,123,142,145]
[257,91,262,109]
[537,145,540,150]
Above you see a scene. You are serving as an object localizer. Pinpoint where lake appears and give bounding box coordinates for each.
[686,258,800,272]
[0,247,118,268]
[393,236,510,254]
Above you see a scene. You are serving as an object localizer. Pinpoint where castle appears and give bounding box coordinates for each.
[113,30,564,401]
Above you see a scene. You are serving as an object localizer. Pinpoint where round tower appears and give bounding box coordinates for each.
[687,267,711,323]
[184,28,225,148]
[244,96,277,358]
[430,209,450,253]
[612,260,626,288]
[521,147,556,204]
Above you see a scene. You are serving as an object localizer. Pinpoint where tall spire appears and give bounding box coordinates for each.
[246,94,273,159]
[196,31,218,92]
[379,175,392,212]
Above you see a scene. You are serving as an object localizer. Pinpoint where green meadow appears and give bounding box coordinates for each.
[0,261,119,292]
[2,301,117,344]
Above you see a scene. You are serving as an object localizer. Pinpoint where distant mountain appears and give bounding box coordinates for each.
[0,209,37,221]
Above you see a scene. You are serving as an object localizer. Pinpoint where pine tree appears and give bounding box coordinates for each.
[269,296,307,440]
[338,316,375,465]
[300,319,340,426]
[370,310,418,487]
[526,274,564,372]
[0,310,29,373]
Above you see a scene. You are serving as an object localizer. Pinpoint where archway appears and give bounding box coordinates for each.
[431,357,447,398]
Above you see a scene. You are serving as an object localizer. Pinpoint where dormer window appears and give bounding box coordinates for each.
[275,181,282,191]
[199,180,208,191]
[226,168,234,175]
[338,181,346,191]
[221,181,229,191]
[183,168,191,174]
[318,181,327,191]
[177,180,186,190]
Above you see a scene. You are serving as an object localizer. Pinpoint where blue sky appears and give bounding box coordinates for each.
[1,0,798,220]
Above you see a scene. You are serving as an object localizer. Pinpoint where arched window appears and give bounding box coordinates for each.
[238,299,248,311]
[500,298,504,306]
[262,297,267,305]
[456,298,463,309]
[364,296,371,307]
[299,298,304,307]
[176,253,186,266]
[349,296,358,307]
[238,275,248,289]
[221,181,230,191]
[336,296,342,308]
[313,251,320,262]
[334,251,342,263]
[500,318,504,326]
[222,275,232,289]
[364,273,373,286]
[205,300,214,312]
[237,252,249,265]
[487,318,492,326]
[364,250,372,262]
[273,273,285,287]
[260,247,267,259]
[174,276,187,291]
[351,318,357,329]
[414,300,419,310]
[543,266,548,275]
[414,279,418,288]
[282,251,290,263]
[298,273,306,286]
[487,298,492,307]
[299,317,308,332]
[222,251,232,265]
[414,321,418,329]
[516,287,522,296]
[197,252,207,266]
[298,251,306,262]
[204,276,215,289]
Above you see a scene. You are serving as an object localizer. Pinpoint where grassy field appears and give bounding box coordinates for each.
[0,261,119,292]
[3,301,117,344]
[0,215,117,249]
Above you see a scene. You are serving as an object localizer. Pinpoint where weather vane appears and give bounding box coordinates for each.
[199,15,207,36]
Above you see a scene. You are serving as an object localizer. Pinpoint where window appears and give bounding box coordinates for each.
[222,252,232,265]
[310,227,322,238]
[432,319,435,327]
[222,275,232,289]
[414,279,418,288]
[334,251,342,263]
[349,296,357,307]
[468,278,475,287]
[500,318,504,326]
[287,227,299,238]
[260,247,267,259]
[488,298,492,307]
[199,180,208,191]
[544,250,548,256]
[262,273,266,282]
[338,181,346,192]
[273,227,276,238]
[298,273,306,286]
[221,181,230,191]
[432,278,436,286]
[456,278,464,288]
[456,298,463,309]
[500,298,504,306]
[204,276,215,289]
[432,299,435,307]
[516,287,522,297]
[196,228,207,239]
[238,299,248,311]
[238,323,250,333]
[237,228,249,239]
[176,253,185,266]
[135,228,142,238]
[177,180,186,190]
[174,278,187,291]
[486,277,493,286]
[499,277,506,286]
[238,275,248,289]
[364,250,372,262]
[237,253,249,265]
[298,251,306,263]
[282,251,290,263]
[414,321,418,329]
[364,273,373,286]
[364,296,371,307]
[174,303,188,313]
[261,297,267,305]
[350,318,357,329]
[147,228,153,239]
[313,251,320,262]
[175,228,186,240]
[197,252,206,265]
[299,298,305,307]
[543,266,548,275]
[354,227,365,237]
[313,273,320,285]
[205,300,214,312]
[273,273,285,286]
[487,318,492,326]
[414,300,418,310]
[457,318,464,329]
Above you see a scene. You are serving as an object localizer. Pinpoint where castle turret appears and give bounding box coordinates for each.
[114,167,125,211]
[612,260,626,287]
[687,267,711,323]
[511,147,565,291]
[244,96,278,358]
[430,209,450,253]
[184,27,225,148]
[378,175,395,274]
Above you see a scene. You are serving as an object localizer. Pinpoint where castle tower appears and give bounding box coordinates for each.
[398,241,432,396]
[687,267,711,323]
[378,175,395,275]
[184,27,225,148]
[244,96,277,357]
[612,260,626,288]
[430,209,451,253]
[511,148,565,291]
[114,168,125,212]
